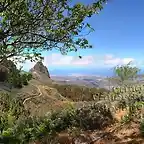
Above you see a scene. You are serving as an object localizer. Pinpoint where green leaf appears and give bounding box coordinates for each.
[0,0,107,62]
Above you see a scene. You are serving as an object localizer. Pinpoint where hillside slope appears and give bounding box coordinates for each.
[0,62,144,144]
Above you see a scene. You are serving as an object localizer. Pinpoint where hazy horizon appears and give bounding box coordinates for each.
[48,67,144,77]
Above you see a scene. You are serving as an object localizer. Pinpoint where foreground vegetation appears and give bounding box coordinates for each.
[0,57,143,144]
[0,92,114,144]
[1,70,143,141]
[1,75,144,143]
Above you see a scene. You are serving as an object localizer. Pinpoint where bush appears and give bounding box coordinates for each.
[74,103,114,130]
[0,92,31,144]
[21,73,32,86]
[0,59,32,88]
[113,62,140,85]
[7,68,32,88]
[7,69,23,88]
[0,92,114,143]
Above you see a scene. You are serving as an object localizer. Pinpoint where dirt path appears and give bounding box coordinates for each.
[22,84,69,105]
[22,84,42,105]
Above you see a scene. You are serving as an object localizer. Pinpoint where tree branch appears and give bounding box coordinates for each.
[0,0,17,13]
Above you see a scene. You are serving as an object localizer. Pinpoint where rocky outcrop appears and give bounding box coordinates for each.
[0,64,9,82]
[0,59,16,82]
[31,61,50,77]
[30,61,50,81]
[0,59,15,91]
[0,59,17,72]
[0,59,17,82]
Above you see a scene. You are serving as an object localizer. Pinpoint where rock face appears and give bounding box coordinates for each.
[0,59,15,91]
[32,62,50,77]
[0,64,9,82]
[1,59,17,72]
[30,61,50,80]
[0,59,17,82]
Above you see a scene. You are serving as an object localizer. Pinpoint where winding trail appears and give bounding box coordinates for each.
[22,84,68,105]
[22,84,42,105]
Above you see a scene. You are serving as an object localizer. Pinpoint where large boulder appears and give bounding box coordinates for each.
[0,64,9,82]
[0,59,17,82]
[0,59,17,72]
[0,59,15,91]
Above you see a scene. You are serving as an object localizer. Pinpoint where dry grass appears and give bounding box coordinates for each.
[12,79,110,116]
[52,83,109,102]
[114,109,129,122]
[12,79,71,116]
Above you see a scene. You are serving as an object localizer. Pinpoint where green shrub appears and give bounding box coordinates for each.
[74,103,114,130]
[0,92,31,144]
[120,114,131,124]
[21,73,32,86]
[0,59,32,88]
[0,93,114,143]
[7,69,23,88]
[113,62,140,85]
[7,69,32,88]
[26,73,33,81]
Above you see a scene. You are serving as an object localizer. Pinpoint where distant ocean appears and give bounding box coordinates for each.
[49,67,144,77]
[49,68,115,77]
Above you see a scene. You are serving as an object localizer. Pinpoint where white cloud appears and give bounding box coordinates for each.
[44,54,95,66]
[21,60,35,70]
[103,54,135,66]
[44,53,73,65]
[20,53,136,70]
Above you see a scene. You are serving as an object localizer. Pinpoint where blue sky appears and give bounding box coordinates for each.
[22,0,144,75]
